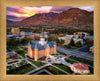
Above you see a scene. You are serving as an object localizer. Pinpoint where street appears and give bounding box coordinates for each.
[57,46,93,61]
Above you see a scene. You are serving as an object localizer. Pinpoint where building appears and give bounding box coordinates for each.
[89,46,94,53]
[74,32,89,39]
[7,35,24,40]
[86,36,94,39]
[11,27,20,35]
[33,32,50,38]
[70,63,90,74]
[27,30,56,61]
[20,29,33,36]
[42,32,50,38]
[6,48,16,58]
[58,35,83,45]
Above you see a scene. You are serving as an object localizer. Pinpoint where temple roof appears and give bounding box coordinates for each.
[30,41,54,50]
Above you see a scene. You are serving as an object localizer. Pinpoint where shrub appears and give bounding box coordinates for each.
[75,41,82,47]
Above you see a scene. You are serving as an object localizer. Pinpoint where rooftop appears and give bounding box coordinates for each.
[72,63,88,70]
[30,41,54,50]
[86,36,93,39]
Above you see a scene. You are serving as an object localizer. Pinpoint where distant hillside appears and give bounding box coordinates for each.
[8,12,58,26]
[7,20,13,23]
[47,8,93,29]
[7,8,93,30]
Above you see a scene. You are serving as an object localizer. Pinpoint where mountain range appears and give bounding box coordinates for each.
[7,8,93,30]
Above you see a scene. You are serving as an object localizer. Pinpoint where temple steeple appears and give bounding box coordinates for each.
[40,28,45,42]
[28,41,31,47]
[34,43,38,49]
[41,28,45,38]
[54,41,56,45]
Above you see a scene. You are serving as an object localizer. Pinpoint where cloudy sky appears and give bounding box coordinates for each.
[7,6,94,22]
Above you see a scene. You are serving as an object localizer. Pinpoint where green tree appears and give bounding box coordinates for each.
[59,39,65,44]
[75,41,82,47]
[21,37,30,45]
[7,38,18,46]
[70,38,75,46]
[67,44,71,49]
[46,36,58,42]
[86,38,93,44]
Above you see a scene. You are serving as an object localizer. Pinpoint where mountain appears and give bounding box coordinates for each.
[8,12,58,26]
[47,8,93,29]
[7,8,93,29]
[7,20,13,23]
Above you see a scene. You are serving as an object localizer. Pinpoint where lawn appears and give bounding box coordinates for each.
[54,64,73,74]
[69,57,93,67]
[7,64,35,74]
[28,60,42,67]
[15,50,26,57]
[46,66,66,74]
[38,56,46,60]
[62,45,82,50]
[89,67,94,74]
[66,58,78,64]
[9,46,19,51]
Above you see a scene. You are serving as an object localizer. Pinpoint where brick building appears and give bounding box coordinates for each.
[27,30,56,61]
[11,27,20,35]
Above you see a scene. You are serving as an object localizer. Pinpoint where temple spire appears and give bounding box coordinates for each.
[34,43,38,49]
[41,28,44,38]
[28,41,31,46]
[54,41,56,45]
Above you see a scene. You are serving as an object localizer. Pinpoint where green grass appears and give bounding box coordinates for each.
[7,64,35,74]
[15,50,26,57]
[38,56,46,60]
[9,46,19,51]
[89,67,94,74]
[54,64,73,74]
[28,60,42,67]
[69,57,93,67]
[46,66,66,74]
[66,58,78,64]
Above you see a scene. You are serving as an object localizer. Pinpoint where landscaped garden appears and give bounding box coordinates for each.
[46,66,66,74]
[54,64,73,74]
[69,56,93,67]
[38,56,46,60]
[28,60,42,67]
[7,64,35,74]
[15,50,26,57]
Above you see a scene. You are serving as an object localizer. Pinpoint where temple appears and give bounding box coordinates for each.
[27,29,56,61]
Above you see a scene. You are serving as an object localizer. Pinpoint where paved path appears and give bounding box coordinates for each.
[25,59,38,68]
[33,69,53,75]
[24,64,51,75]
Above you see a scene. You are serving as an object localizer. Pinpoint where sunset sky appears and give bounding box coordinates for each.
[7,6,94,22]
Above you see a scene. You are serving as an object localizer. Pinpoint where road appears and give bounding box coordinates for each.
[57,47,93,61]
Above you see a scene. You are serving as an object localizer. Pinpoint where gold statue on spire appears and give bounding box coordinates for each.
[42,28,44,31]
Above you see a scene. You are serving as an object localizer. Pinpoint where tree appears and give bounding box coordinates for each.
[67,44,71,49]
[86,38,93,44]
[75,41,82,47]
[46,36,58,42]
[59,39,65,44]
[20,36,30,45]
[7,38,18,46]
[70,38,75,46]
